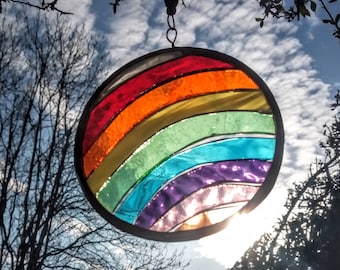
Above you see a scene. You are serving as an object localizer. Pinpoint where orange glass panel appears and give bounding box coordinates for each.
[83,70,258,177]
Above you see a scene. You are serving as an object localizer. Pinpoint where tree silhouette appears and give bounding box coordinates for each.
[0,0,71,14]
[256,0,340,40]
[114,0,340,42]
[0,9,188,270]
[230,91,340,269]
[1,1,339,41]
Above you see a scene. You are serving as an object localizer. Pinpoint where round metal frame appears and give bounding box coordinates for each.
[74,47,284,242]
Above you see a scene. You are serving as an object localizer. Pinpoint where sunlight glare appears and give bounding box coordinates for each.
[195,188,287,268]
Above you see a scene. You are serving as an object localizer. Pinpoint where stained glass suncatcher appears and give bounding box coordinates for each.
[75,47,284,241]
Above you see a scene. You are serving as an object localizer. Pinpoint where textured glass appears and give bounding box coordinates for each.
[75,47,284,241]
[95,50,183,103]
[150,184,260,232]
[83,56,233,154]
[174,204,247,231]
[88,111,274,194]
[115,159,271,225]
[83,69,258,177]
[87,93,272,193]
[97,137,274,211]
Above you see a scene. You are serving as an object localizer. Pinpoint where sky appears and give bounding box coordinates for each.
[55,0,340,269]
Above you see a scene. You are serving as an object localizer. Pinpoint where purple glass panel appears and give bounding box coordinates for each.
[136,159,271,228]
[150,183,260,232]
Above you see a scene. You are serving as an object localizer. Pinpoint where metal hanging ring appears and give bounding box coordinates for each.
[166,14,177,47]
[164,0,178,47]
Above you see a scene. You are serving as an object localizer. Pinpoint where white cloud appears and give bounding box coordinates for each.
[57,0,95,29]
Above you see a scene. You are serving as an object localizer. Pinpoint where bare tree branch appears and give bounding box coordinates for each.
[0,0,72,14]
[0,9,188,270]
[256,0,340,41]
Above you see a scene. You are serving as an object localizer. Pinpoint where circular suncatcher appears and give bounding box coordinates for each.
[75,47,284,241]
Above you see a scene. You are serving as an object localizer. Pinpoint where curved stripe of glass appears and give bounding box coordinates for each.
[83,56,233,154]
[83,70,258,177]
[86,92,271,194]
[150,183,260,232]
[97,137,275,212]
[114,159,271,226]
[95,50,183,102]
[173,203,247,231]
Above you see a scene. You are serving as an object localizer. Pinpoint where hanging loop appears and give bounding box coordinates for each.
[166,14,177,48]
[165,0,178,47]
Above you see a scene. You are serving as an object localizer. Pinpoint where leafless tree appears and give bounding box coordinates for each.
[0,9,188,270]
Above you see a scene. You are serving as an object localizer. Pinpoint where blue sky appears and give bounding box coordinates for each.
[57,0,339,268]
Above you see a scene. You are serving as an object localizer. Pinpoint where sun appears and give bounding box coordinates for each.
[195,213,263,267]
[195,193,284,268]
